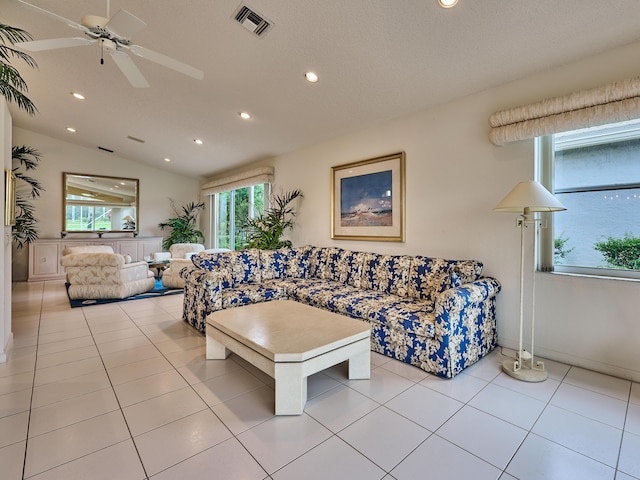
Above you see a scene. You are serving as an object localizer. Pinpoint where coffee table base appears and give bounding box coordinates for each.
[206,324,370,415]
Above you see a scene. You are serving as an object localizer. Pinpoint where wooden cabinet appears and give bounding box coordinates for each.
[28,237,163,281]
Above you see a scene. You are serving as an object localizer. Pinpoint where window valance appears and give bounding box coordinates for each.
[489,76,640,145]
[201,166,274,196]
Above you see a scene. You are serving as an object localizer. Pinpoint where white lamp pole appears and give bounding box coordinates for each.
[494,181,566,382]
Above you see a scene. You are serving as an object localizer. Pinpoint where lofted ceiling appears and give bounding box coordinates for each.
[3,0,640,179]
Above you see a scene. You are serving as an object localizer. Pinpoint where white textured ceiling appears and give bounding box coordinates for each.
[3,0,640,179]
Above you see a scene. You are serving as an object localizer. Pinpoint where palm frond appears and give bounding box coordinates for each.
[12,145,43,197]
[0,24,38,115]
[241,189,302,249]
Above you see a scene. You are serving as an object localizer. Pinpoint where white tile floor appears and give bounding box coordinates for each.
[1,280,639,480]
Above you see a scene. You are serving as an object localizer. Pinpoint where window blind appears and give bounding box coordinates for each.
[489,76,640,145]
[201,166,274,196]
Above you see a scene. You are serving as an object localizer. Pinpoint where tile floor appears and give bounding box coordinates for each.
[1,280,639,480]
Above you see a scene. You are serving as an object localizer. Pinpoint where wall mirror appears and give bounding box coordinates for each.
[63,173,139,233]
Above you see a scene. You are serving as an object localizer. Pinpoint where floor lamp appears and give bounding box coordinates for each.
[494,180,566,382]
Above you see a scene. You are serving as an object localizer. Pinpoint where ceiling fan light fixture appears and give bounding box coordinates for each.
[438,0,458,8]
[305,72,319,83]
[71,92,85,100]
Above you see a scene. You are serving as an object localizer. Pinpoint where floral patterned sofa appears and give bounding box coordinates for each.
[181,246,501,378]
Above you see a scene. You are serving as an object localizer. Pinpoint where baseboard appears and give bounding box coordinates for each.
[0,332,14,364]
[498,340,640,383]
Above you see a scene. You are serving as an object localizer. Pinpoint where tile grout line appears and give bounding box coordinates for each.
[20,281,46,480]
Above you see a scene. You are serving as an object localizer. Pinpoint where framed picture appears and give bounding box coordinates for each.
[331,152,405,241]
[5,169,16,227]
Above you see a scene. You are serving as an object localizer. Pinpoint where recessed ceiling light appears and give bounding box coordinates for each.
[239,112,251,120]
[164,157,171,162]
[194,139,203,145]
[437,0,458,7]
[66,127,76,133]
[71,92,85,100]
[305,72,319,83]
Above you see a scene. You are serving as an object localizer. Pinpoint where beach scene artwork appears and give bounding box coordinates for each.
[340,170,393,227]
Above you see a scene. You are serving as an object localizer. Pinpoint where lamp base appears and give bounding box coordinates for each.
[502,359,548,382]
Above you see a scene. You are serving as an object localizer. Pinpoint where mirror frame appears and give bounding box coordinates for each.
[63,172,139,234]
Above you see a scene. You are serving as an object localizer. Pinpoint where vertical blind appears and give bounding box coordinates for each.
[489,76,640,145]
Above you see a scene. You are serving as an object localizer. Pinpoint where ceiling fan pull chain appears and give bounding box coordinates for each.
[100,39,104,65]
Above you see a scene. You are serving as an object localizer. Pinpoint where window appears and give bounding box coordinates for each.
[212,183,267,250]
[540,118,640,278]
[65,204,112,231]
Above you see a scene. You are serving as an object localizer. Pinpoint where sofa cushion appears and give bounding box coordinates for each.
[367,299,436,339]
[407,256,457,303]
[361,253,411,297]
[221,281,288,308]
[169,243,204,259]
[284,245,313,278]
[286,278,354,308]
[307,246,327,279]
[259,249,289,281]
[451,260,484,286]
[322,248,367,288]
[324,289,397,320]
[192,249,260,287]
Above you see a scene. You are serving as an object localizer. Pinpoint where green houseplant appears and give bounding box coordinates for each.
[11,145,43,248]
[158,200,205,250]
[241,189,303,249]
[2,24,43,248]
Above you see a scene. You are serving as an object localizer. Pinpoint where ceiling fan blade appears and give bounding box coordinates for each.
[14,0,87,32]
[129,45,204,80]
[110,50,150,88]
[16,37,95,52]
[105,10,146,41]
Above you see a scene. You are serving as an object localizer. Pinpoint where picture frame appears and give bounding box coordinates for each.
[4,169,16,227]
[331,152,405,242]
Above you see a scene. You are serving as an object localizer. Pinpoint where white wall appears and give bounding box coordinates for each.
[1,99,13,362]
[11,128,202,280]
[269,40,640,382]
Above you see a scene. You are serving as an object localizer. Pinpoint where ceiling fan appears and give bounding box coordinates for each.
[13,0,204,88]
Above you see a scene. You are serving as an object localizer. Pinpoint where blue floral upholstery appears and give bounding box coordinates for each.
[361,253,412,297]
[182,246,501,378]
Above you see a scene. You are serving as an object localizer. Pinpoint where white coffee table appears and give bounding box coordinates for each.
[205,300,371,415]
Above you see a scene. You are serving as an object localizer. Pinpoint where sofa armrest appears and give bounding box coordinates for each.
[433,277,501,377]
[182,267,232,331]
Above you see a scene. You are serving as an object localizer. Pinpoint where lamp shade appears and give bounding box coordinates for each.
[494,180,566,213]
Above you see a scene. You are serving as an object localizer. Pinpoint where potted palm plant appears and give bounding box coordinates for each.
[2,24,43,248]
[241,189,303,249]
[11,145,43,248]
[158,200,205,250]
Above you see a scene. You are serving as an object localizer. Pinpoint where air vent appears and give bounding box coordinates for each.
[233,5,272,37]
[127,135,145,143]
[98,146,114,153]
